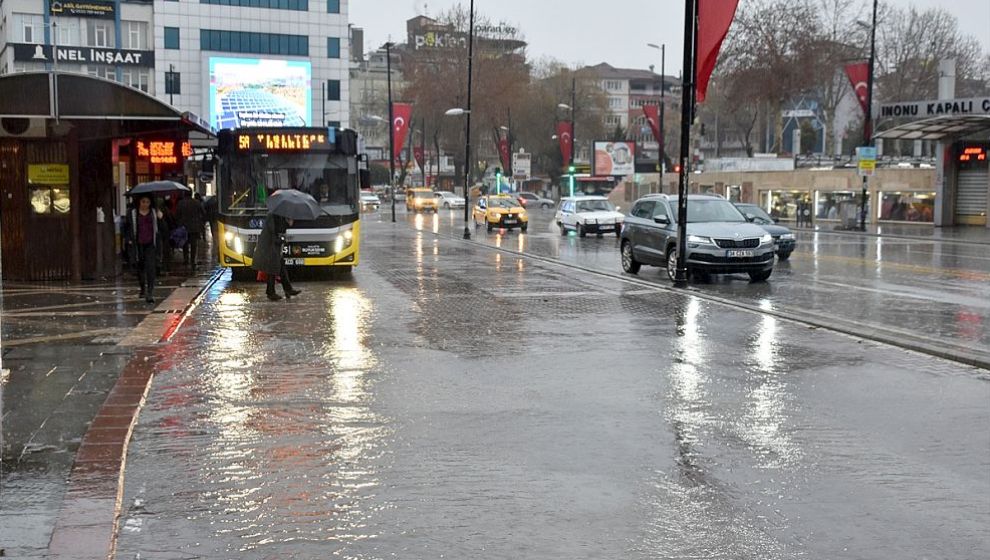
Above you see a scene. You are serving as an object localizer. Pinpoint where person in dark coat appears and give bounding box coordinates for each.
[175,191,206,269]
[251,215,302,301]
[203,195,220,259]
[123,194,161,303]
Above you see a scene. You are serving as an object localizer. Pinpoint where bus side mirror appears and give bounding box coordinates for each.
[360,169,371,189]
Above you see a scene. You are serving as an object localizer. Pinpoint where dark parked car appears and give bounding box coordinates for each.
[734,203,796,260]
[620,194,775,282]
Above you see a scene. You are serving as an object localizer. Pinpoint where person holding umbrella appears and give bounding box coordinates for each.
[123,194,162,303]
[252,189,323,301]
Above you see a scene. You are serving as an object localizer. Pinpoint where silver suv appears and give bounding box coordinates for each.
[620,194,776,282]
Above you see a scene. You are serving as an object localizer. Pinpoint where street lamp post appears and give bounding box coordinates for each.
[648,43,666,191]
[386,41,396,223]
[558,81,576,197]
[674,0,698,286]
[860,0,878,231]
[462,0,476,240]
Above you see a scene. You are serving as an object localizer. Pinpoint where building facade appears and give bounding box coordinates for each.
[1,0,350,130]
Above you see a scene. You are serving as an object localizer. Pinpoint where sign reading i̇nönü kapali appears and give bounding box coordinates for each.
[880,97,990,119]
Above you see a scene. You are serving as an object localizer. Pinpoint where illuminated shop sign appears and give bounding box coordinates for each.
[136,140,192,165]
[958,146,987,163]
[50,1,115,19]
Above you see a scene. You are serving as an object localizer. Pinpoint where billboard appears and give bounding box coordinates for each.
[209,57,312,130]
[593,141,635,176]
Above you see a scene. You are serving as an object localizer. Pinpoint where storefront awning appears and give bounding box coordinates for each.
[875,114,990,141]
[0,72,214,136]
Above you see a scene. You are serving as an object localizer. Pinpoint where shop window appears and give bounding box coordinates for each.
[30,187,70,215]
[815,191,857,220]
[760,190,809,221]
[880,192,935,222]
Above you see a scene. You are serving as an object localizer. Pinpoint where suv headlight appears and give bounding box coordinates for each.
[687,234,713,245]
[761,233,773,244]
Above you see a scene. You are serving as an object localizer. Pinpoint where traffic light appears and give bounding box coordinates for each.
[673,164,682,174]
[568,164,576,174]
[495,167,502,194]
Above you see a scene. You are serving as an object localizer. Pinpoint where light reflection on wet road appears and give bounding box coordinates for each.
[114,212,990,559]
[430,208,990,359]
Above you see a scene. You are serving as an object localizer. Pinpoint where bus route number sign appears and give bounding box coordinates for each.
[238,133,332,152]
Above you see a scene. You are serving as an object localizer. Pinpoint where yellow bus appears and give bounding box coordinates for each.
[215,127,364,279]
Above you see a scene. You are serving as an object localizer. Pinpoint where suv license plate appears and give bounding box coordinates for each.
[727,250,754,258]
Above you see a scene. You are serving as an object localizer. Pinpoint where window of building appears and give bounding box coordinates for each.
[200,30,308,56]
[165,70,181,95]
[327,37,340,58]
[326,79,341,100]
[17,13,45,43]
[56,21,80,47]
[164,27,180,49]
[124,21,148,50]
[327,120,341,128]
[88,22,114,48]
[328,0,340,13]
[608,97,623,109]
[200,0,309,9]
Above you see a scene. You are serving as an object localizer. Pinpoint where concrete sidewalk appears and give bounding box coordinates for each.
[0,261,221,558]
[792,223,990,245]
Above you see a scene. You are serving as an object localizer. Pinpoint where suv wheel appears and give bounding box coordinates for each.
[621,241,641,274]
[749,269,773,282]
[666,248,679,282]
[444,202,450,209]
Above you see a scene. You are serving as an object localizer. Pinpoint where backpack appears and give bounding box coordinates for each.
[170,225,188,248]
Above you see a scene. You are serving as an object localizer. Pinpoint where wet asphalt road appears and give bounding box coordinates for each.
[421,208,990,362]
[112,211,990,559]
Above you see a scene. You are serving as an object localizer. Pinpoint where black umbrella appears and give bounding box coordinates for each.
[266,189,323,220]
[126,180,191,197]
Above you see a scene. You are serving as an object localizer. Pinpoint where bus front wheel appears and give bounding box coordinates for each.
[230,267,255,282]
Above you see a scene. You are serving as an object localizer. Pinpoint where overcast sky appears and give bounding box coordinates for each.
[351,0,990,76]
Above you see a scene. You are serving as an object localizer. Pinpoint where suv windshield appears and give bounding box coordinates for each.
[576,200,615,212]
[670,199,746,223]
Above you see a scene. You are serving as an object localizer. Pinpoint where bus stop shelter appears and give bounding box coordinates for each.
[0,72,213,280]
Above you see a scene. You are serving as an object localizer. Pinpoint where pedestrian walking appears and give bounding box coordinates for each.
[176,191,206,269]
[123,195,161,304]
[251,215,301,301]
[203,194,219,259]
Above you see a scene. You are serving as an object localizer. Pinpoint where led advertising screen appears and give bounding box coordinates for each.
[209,57,312,130]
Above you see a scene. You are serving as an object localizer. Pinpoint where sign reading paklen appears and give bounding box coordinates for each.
[50,1,116,19]
[28,164,70,185]
[880,97,990,119]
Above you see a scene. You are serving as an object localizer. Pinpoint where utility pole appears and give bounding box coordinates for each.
[462,0,475,239]
[674,0,698,286]
[659,43,666,189]
[860,0,878,231]
[386,41,396,223]
[421,119,427,188]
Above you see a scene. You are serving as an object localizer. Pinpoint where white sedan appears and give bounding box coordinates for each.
[434,190,466,209]
[555,196,625,237]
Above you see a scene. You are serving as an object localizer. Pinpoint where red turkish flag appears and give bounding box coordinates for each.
[695,0,740,104]
[413,146,425,170]
[642,104,662,144]
[844,62,870,115]
[498,138,511,172]
[391,103,413,160]
[556,121,573,164]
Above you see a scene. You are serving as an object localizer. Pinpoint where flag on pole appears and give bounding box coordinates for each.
[844,62,870,115]
[498,137,511,172]
[642,104,662,144]
[391,103,413,159]
[556,121,573,164]
[695,0,740,104]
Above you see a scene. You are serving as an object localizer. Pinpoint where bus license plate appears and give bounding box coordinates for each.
[284,258,304,265]
[727,250,754,258]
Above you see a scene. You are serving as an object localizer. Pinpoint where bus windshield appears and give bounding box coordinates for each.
[221,151,358,216]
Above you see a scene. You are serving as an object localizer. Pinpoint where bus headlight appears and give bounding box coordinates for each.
[224,231,235,243]
[343,230,353,241]
[233,236,244,255]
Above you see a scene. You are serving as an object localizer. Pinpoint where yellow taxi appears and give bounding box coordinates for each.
[473,194,529,232]
[406,188,439,213]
